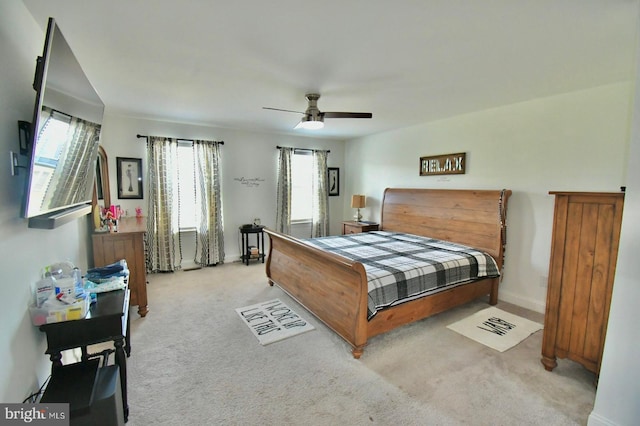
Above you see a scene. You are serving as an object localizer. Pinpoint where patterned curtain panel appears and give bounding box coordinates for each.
[311,150,329,237]
[146,137,180,272]
[275,147,293,234]
[46,109,101,208]
[193,140,225,266]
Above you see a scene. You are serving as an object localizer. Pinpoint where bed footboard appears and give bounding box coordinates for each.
[264,228,369,357]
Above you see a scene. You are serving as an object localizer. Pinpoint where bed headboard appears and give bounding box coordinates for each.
[380,188,512,269]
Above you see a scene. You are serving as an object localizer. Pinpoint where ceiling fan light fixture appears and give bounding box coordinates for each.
[265,93,371,130]
[295,115,324,130]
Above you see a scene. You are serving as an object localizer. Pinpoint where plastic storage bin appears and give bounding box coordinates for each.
[29,294,90,326]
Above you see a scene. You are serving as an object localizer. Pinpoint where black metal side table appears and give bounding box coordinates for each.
[239,225,265,265]
[39,289,130,422]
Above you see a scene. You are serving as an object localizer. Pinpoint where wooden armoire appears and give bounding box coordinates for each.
[541,191,624,376]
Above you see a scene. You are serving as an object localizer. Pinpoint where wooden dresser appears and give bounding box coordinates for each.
[541,191,624,376]
[92,217,148,317]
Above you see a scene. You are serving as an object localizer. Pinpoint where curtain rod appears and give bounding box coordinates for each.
[47,108,71,119]
[276,145,329,153]
[137,134,224,145]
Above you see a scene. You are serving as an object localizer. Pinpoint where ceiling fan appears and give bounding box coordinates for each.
[263,93,372,130]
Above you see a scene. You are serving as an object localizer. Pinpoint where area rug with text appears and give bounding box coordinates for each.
[235,299,315,345]
[446,306,543,352]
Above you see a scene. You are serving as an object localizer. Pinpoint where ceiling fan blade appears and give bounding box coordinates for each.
[322,112,373,119]
[263,107,304,114]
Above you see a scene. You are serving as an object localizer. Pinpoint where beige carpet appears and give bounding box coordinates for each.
[115,262,596,425]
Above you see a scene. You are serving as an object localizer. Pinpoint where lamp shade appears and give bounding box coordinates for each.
[351,195,365,209]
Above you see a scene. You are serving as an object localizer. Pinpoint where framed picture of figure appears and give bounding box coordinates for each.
[117,157,143,199]
[328,167,339,196]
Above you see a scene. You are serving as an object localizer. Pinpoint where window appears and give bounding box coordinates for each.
[291,151,313,222]
[28,111,71,210]
[37,111,70,165]
[176,140,197,229]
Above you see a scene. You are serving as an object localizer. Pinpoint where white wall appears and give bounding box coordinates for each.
[588,11,640,426]
[345,82,632,313]
[0,1,94,402]
[99,113,346,262]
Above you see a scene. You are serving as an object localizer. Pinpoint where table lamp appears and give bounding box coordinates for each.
[351,195,366,222]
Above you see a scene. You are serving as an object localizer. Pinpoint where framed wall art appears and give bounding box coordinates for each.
[117,157,143,199]
[328,167,339,196]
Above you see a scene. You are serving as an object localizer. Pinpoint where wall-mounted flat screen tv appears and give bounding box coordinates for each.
[22,17,104,229]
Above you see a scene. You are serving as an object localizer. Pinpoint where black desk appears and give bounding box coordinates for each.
[39,289,130,422]
[239,225,265,265]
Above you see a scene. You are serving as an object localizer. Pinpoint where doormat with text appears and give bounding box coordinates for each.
[447,306,542,352]
[235,299,315,345]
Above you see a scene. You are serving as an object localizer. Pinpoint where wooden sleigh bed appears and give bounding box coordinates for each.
[264,188,512,358]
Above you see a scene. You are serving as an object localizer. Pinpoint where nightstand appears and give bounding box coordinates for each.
[342,221,379,235]
[239,225,266,265]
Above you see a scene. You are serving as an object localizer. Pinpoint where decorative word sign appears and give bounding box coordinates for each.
[234,177,265,187]
[420,152,466,176]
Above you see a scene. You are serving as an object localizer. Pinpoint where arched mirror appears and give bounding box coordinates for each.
[92,145,111,209]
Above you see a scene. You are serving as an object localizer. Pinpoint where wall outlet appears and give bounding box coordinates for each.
[540,276,548,288]
[9,151,18,176]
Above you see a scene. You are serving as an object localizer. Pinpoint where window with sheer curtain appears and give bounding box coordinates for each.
[146,137,224,272]
[31,107,100,213]
[276,147,329,238]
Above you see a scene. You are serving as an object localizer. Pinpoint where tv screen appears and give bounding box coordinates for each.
[22,17,104,229]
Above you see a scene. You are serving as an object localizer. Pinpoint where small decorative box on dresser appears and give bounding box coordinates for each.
[342,221,379,235]
[92,217,149,317]
[541,191,624,377]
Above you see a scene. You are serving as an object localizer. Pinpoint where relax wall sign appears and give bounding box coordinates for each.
[420,152,466,176]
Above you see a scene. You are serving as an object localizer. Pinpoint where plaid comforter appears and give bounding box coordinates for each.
[305,231,500,319]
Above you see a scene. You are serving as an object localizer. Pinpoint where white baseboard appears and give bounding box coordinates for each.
[498,289,546,314]
[587,411,620,426]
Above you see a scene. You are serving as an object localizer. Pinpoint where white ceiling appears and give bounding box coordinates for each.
[22,0,639,140]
